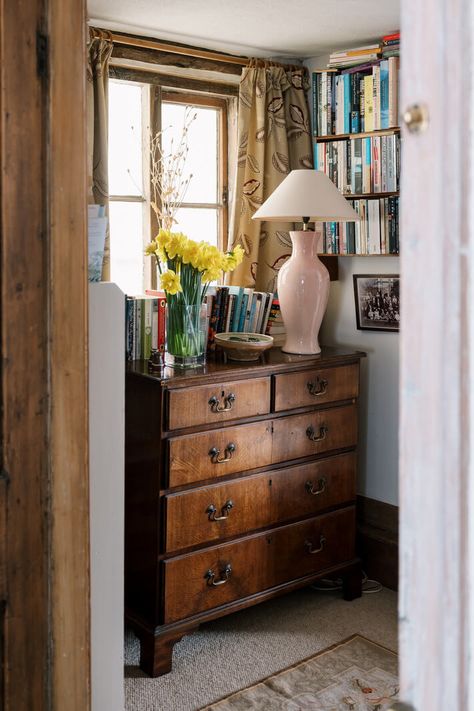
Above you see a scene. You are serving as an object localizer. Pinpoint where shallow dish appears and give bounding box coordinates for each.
[215,332,274,361]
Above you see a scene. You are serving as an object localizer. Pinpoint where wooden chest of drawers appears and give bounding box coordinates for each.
[125,346,365,676]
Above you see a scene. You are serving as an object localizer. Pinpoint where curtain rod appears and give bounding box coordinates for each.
[90,28,250,67]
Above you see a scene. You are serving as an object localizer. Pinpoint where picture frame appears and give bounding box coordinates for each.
[353,274,400,332]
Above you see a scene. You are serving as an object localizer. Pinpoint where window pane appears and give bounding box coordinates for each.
[173,208,218,247]
[109,202,144,295]
[161,103,218,203]
[108,82,143,196]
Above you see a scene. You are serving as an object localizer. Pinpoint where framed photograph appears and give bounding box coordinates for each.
[353,274,400,332]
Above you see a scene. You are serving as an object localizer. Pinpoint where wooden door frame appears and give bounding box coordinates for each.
[1,0,90,709]
[398,0,474,708]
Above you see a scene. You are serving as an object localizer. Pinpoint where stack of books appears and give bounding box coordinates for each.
[206,286,276,348]
[312,56,399,135]
[382,31,400,58]
[314,133,400,195]
[125,292,166,360]
[321,196,399,255]
[328,43,381,69]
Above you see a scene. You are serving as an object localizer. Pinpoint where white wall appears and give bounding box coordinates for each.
[89,282,125,711]
[304,55,399,506]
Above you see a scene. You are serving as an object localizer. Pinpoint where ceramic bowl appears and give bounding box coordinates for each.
[215,332,274,361]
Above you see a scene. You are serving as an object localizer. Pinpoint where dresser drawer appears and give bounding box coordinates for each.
[163,507,356,623]
[164,452,356,552]
[272,404,358,463]
[168,420,273,487]
[167,377,271,431]
[274,364,359,412]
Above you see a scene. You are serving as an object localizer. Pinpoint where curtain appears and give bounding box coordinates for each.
[87,31,113,280]
[228,60,313,292]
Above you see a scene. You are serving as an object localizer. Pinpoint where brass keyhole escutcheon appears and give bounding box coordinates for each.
[403,103,429,134]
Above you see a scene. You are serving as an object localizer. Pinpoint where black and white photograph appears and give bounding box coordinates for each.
[353,274,400,332]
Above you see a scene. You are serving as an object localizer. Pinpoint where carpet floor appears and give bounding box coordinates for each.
[124,586,398,711]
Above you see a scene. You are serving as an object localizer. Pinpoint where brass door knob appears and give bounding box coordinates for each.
[403,103,429,133]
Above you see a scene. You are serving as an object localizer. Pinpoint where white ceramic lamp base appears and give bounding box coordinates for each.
[277,230,330,355]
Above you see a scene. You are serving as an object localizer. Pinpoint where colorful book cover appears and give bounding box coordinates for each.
[343,74,351,133]
[379,60,389,129]
[388,57,399,128]
[364,75,374,132]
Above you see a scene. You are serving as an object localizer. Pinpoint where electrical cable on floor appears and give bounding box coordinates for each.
[311,571,383,595]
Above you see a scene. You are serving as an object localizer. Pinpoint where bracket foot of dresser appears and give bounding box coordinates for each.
[138,626,197,677]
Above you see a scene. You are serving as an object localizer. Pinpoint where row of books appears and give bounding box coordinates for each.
[126,287,286,360]
[125,292,166,361]
[312,57,399,136]
[207,286,275,347]
[327,32,400,68]
[381,31,400,59]
[320,197,399,255]
[314,133,400,195]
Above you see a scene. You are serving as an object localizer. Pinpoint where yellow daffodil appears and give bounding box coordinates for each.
[160,269,182,295]
[145,240,158,256]
[222,245,244,271]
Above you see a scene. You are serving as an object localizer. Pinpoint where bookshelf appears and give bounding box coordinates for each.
[312,54,400,257]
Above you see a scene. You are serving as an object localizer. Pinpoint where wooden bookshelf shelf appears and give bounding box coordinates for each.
[314,127,400,142]
[341,191,399,199]
[319,253,399,257]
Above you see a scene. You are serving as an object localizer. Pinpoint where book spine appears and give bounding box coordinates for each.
[260,293,273,335]
[372,65,380,130]
[350,73,360,133]
[364,75,374,132]
[158,298,166,352]
[354,138,362,194]
[237,293,248,331]
[379,60,389,129]
[135,300,142,361]
[326,73,332,135]
[359,78,365,132]
[126,298,134,360]
[388,57,399,128]
[343,74,351,133]
[363,137,371,193]
[381,136,388,192]
[321,72,328,136]
[312,72,318,136]
[151,298,158,351]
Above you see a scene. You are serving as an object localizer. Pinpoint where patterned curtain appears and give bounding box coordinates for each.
[228,60,313,292]
[87,30,113,280]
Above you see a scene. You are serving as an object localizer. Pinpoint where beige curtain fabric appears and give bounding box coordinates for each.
[228,61,313,292]
[87,33,113,280]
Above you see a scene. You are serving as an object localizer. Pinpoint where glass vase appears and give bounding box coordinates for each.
[165,301,207,368]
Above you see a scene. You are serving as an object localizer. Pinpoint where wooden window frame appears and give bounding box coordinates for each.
[108,71,231,291]
[161,90,229,251]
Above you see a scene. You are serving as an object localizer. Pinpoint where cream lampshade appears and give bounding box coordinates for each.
[252,170,359,355]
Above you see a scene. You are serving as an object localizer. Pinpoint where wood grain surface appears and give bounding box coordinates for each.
[165,452,357,552]
[167,376,270,430]
[163,508,356,623]
[274,364,359,411]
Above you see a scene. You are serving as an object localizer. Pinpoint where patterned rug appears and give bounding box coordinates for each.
[201,634,398,710]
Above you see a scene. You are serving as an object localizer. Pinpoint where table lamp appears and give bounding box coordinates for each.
[252,169,359,355]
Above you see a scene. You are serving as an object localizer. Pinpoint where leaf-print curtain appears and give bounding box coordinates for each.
[228,60,313,291]
[87,30,113,280]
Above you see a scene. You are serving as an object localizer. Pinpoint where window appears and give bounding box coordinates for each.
[108,80,228,295]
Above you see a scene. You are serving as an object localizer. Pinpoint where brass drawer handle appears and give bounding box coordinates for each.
[306,425,328,442]
[307,377,328,396]
[305,477,327,496]
[206,500,234,521]
[209,443,236,464]
[305,535,326,555]
[205,563,232,586]
[208,393,236,413]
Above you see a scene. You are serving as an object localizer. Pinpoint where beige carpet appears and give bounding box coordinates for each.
[125,587,398,711]
[203,634,398,710]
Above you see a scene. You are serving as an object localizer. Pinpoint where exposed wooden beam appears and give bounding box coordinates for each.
[109,65,239,96]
